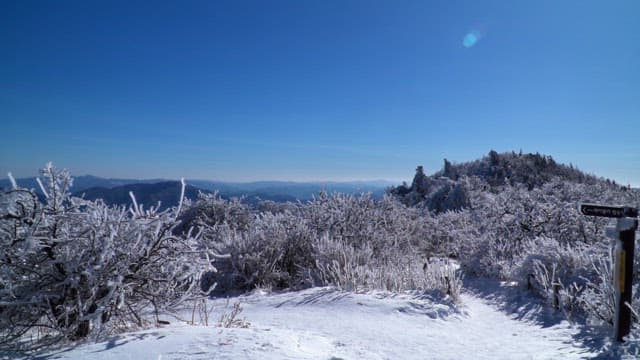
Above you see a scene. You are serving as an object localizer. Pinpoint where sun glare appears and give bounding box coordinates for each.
[463,30,482,48]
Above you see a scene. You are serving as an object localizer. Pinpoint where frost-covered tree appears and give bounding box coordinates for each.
[443,159,455,179]
[411,166,429,195]
[0,164,216,351]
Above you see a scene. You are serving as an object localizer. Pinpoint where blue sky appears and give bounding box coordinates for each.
[2,1,639,185]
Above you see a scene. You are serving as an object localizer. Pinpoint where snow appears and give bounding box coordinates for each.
[616,218,638,232]
[33,284,600,360]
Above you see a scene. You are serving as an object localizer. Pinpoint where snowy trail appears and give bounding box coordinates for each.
[452,293,590,359]
[36,287,599,360]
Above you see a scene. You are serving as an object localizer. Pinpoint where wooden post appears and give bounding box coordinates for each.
[553,283,561,309]
[614,218,638,342]
[580,204,638,342]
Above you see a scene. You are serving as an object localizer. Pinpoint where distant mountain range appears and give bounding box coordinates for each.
[6,151,632,210]
[75,181,205,209]
[0,175,169,193]
[0,175,395,208]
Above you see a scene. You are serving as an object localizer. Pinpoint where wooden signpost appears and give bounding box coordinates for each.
[581,204,639,342]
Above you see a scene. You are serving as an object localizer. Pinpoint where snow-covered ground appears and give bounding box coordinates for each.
[32,282,601,360]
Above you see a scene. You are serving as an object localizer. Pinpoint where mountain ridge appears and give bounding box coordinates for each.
[2,152,634,209]
[389,150,631,212]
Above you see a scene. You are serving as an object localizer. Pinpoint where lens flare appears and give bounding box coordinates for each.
[463,30,482,48]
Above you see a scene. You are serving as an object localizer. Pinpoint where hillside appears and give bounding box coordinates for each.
[389,150,628,212]
[0,175,167,194]
[75,181,206,209]
[435,150,603,187]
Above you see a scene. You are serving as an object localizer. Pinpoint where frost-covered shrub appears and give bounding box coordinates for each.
[311,234,462,301]
[456,176,639,325]
[193,192,462,301]
[176,192,251,234]
[0,164,215,351]
[190,172,637,314]
[304,192,379,249]
[578,256,617,325]
[421,209,477,260]
[303,192,463,297]
[311,233,376,291]
[513,237,608,316]
[200,211,315,291]
[304,192,429,253]
[256,200,299,214]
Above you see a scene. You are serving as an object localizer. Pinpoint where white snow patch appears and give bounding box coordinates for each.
[36,287,598,359]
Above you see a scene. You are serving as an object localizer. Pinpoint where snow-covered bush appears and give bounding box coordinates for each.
[578,256,617,325]
[194,192,462,301]
[514,237,606,316]
[298,192,461,296]
[311,233,376,291]
[304,192,430,253]
[308,232,462,299]
[457,175,639,327]
[0,164,215,351]
[176,191,251,233]
[198,210,316,291]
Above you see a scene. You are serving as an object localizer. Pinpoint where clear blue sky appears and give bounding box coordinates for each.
[2,1,639,185]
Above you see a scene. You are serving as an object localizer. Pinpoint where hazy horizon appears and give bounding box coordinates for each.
[2,1,639,186]
[3,170,403,185]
